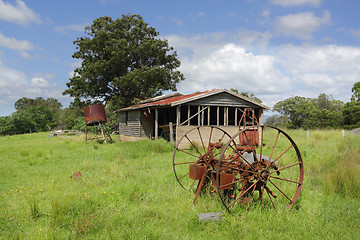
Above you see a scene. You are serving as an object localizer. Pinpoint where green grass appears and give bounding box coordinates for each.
[0,130,359,239]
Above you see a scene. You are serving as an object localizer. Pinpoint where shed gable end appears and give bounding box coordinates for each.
[184,92,260,108]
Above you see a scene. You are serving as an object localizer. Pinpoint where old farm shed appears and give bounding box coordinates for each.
[117,89,269,144]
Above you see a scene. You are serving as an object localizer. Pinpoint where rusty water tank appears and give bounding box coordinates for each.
[83,104,107,126]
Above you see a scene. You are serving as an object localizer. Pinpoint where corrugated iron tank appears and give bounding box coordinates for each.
[83,104,107,125]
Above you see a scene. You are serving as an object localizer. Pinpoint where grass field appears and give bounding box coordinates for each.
[0,129,359,239]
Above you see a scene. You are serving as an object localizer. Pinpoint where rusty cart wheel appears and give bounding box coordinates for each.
[216,126,303,214]
[172,126,233,204]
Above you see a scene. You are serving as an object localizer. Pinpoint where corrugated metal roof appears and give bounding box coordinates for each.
[117,89,269,111]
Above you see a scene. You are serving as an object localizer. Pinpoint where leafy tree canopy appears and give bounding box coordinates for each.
[273,94,344,129]
[351,81,360,102]
[343,81,360,129]
[230,89,263,103]
[15,97,62,113]
[63,14,184,108]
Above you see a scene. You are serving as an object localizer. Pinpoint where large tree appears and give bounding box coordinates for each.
[343,81,360,129]
[63,14,184,108]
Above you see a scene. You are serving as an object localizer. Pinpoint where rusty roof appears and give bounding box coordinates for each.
[117,89,269,111]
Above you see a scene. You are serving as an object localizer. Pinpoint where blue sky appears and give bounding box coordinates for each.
[1,0,360,116]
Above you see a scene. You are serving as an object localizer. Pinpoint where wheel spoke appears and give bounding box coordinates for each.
[178,172,189,180]
[218,131,227,144]
[176,148,200,159]
[174,161,197,165]
[268,179,292,202]
[269,162,301,174]
[260,185,265,212]
[259,125,264,165]
[269,144,294,166]
[269,176,302,185]
[185,135,202,155]
[197,128,206,153]
[267,131,280,168]
[265,186,277,211]
[227,180,259,208]
[207,126,214,151]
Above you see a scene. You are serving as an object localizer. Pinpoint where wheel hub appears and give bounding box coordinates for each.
[258,169,270,182]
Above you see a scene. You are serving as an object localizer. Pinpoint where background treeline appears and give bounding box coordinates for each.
[1,81,359,135]
[0,97,118,136]
[266,81,360,130]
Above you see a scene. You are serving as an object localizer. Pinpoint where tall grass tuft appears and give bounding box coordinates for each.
[323,135,360,198]
[50,196,71,228]
[28,194,40,220]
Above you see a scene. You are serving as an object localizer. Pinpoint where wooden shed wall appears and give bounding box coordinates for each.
[186,92,260,108]
[139,110,153,138]
[119,111,141,137]
[119,110,154,138]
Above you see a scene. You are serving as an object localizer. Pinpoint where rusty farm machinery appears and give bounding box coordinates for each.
[172,108,303,215]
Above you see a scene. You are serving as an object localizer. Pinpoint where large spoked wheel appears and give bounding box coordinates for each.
[216,125,303,214]
[173,126,233,203]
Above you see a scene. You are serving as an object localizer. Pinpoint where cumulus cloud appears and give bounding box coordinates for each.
[174,43,291,96]
[274,10,331,40]
[0,0,41,26]
[0,60,26,90]
[0,31,34,50]
[270,0,322,7]
[277,44,360,100]
[167,32,359,108]
[0,61,66,115]
[31,77,49,88]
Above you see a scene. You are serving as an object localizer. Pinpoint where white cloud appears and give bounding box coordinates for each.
[175,43,291,96]
[54,24,87,34]
[270,0,322,7]
[274,10,331,40]
[0,60,26,90]
[167,32,359,108]
[0,61,67,115]
[0,0,41,26]
[31,77,49,88]
[277,44,360,100]
[0,31,34,58]
[0,31,34,50]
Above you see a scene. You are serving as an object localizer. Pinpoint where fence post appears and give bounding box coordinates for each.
[307,130,309,139]
[342,130,345,139]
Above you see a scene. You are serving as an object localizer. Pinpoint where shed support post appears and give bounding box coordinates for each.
[155,108,158,139]
[259,109,264,125]
[217,106,219,126]
[207,107,210,125]
[169,122,174,147]
[224,107,228,126]
[118,112,121,141]
[201,106,204,126]
[198,106,201,126]
[176,106,180,126]
[235,108,238,126]
[187,105,190,126]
